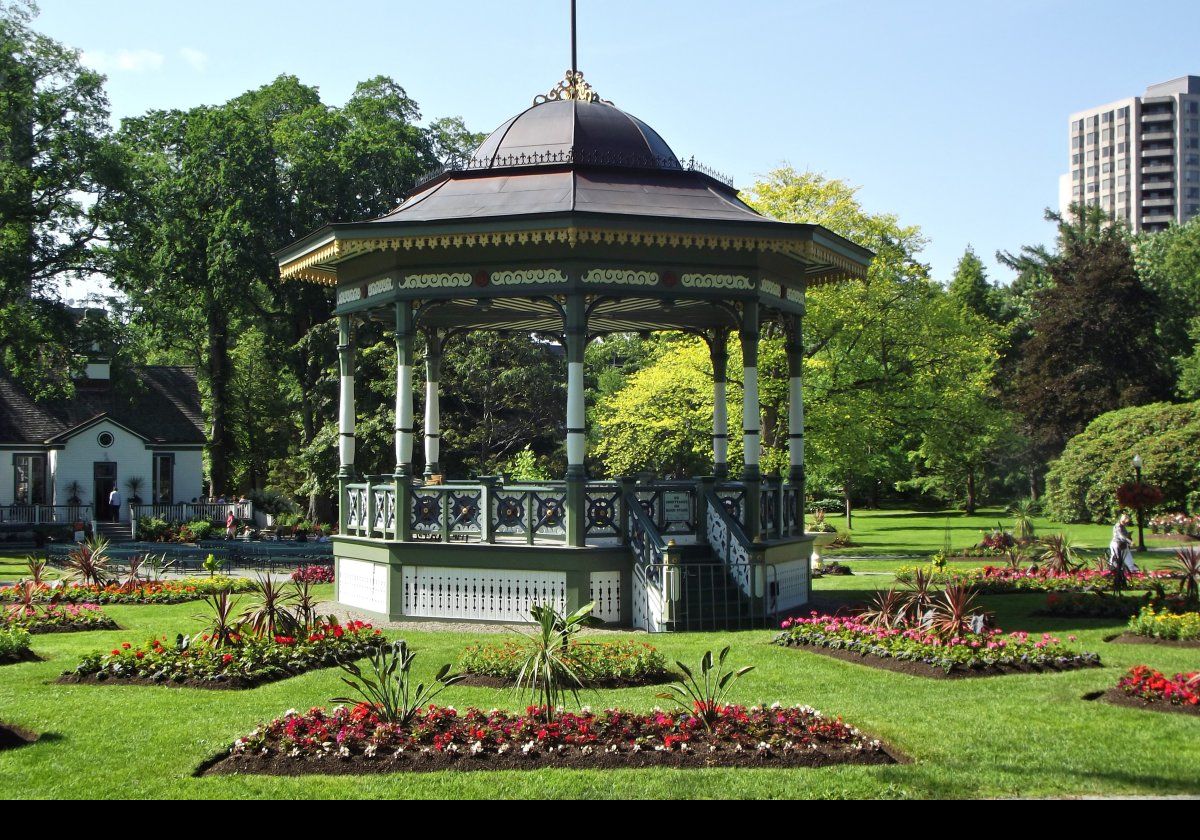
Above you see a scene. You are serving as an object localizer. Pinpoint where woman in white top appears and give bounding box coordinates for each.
[1110,513,1137,574]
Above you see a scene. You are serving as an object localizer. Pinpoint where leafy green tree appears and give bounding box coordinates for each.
[0,1,118,396]
[1135,216,1200,394]
[1003,205,1173,467]
[1044,401,1200,522]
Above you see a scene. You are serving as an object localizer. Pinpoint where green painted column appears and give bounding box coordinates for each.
[709,329,730,479]
[565,294,587,547]
[423,329,442,478]
[740,301,761,538]
[394,301,414,541]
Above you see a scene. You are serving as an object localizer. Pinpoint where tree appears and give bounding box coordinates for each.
[1135,216,1200,394]
[0,0,118,396]
[1003,205,1173,467]
[948,246,999,321]
[1044,401,1200,523]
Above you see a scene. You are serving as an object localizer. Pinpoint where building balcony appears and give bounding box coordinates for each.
[1142,180,1175,191]
[1141,147,1175,158]
[1142,198,1176,208]
[1141,111,1174,123]
[1142,213,1177,224]
[1141,131,1175,143]
[1142,164,1175,175]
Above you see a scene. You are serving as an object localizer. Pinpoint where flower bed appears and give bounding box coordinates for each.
[895,565,1174,594]
[0,627,34,665]
[203,703,897,776]
[775,614,1101,677]
[458,640,671,687]
[3,603,117,634]
[1125,606,1200,643]
[0,577,255,605]
[61,620,385,689]
[290,565,334,584]
[1106,665,1200,716]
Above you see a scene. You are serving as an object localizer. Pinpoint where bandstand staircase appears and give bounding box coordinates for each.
[95,521,133,544]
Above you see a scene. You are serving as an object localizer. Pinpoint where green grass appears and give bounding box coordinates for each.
[825,506,1191,557]
[1,578,1197,799]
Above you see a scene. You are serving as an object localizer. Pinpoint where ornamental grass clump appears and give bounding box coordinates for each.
[63,535,111,587]
[511,601,597,721]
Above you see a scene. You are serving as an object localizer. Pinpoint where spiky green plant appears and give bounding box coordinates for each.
[657,647,754,732]
[332,640,462,726]
[239,575,297,640]
[22,556,48,586]
[195,590,243,648]
[1008,498,1039,543]
[63,535,111,587]
[1171,547,1200,605]
[512,601,596,721]
[1038,533,1080,574]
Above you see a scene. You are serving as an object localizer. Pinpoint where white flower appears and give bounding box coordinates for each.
[522,741,536,755]
[756,742,770,752]
[470,741,484,756]
[288,747,302,758]
[580,745,593,756]
[284,709,299,717]
[498,743,510,755]
[338,745,351,758]
[770,702,782,710]
[364,743,378,758]
[632,743,642,753]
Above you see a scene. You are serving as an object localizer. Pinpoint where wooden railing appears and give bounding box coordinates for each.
[0,505,93,526]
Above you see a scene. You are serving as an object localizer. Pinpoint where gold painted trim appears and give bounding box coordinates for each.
[281,226,869,285]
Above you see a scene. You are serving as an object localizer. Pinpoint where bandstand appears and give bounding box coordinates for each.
[276,71,871,630]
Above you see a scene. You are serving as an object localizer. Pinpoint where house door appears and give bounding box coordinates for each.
[94,462,118,522]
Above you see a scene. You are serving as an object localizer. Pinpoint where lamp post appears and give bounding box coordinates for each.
[1133,454,1146,552]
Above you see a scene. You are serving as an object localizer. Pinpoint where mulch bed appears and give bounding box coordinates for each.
[457,672,676,690]
[0,649,40,666]
[791,643,1102,680]
[57,666,336,691]
[201,743,904,777]
[1088,688,1200,718]
[0,722,38,750]
[1105,633,1200,649]
[25,620,120,635]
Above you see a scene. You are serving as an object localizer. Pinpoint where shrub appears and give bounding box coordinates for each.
[136,517,171,541]
[180,520,214,542]
[460,639,668,685]
[291,565,334,584]
[1044,401,1200,523]
[0,626,32,662]
[246,488,297,517]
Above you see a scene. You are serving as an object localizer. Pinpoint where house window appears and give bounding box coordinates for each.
[153,453,174,505]
[13,454,48,505]
[97,431,115,448]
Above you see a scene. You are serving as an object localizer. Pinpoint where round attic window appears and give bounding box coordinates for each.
[97,431,115,448]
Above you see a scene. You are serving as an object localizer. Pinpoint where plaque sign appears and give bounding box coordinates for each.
[663,491,691,524]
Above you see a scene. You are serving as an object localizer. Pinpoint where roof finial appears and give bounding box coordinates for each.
[533,1,612,105]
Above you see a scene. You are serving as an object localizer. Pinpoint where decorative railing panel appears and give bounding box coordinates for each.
[584,484,620,537]
[401,566,567,622]
[705,489,759,599]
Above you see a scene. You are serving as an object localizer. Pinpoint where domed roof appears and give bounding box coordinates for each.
[469,99,682,172]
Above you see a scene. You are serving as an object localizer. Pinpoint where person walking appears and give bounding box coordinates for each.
[226,510,237,540]
[108,486,123,523]
[1110,513,1138,574]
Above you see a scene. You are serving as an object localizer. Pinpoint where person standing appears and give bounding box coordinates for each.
[1110,513,1137,574]
[108,486,123,523]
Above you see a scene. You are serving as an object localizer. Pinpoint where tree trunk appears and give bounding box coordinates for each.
[206,298,233,497]
[844,477,853,531]
[965,469,977,514]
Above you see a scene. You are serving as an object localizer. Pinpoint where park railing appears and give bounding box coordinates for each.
[0,504,93,526]
[128,501,253,524]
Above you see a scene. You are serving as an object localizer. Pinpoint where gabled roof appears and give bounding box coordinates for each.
[0,366,207,446]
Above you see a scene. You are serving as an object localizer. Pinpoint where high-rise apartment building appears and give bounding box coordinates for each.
[1059,76,1200,232]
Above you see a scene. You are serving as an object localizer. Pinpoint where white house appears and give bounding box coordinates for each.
[0,360,206,532]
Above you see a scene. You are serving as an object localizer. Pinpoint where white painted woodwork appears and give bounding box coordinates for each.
[742,365,760,466]
[339,558,389,614]
[402,567,567,622]
[589,571,622,623]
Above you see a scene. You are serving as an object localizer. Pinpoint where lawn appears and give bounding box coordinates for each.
[825,506,1192,557]
[1,576,1197,799]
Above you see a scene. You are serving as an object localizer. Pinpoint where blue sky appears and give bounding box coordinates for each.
[31,0,1200,291]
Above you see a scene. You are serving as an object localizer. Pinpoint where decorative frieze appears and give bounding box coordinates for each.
[490,268,568,285]
[682,273,754,291]
[336,286,364,305]
[367,278,395,297]
[760,279,782,298]
[583,269,659,286]
[403,272,473,289]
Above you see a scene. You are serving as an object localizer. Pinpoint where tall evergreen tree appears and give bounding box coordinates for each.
[1008,204,1173,465]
